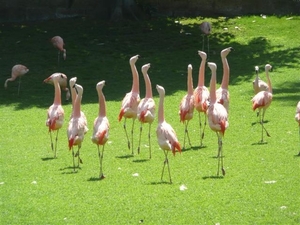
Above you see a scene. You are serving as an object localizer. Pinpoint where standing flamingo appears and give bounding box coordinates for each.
[119,55,140,154]
[45,73,65,158]
[69,77,88,134]
[295,101,300,156]
[4,64,29,95]
[51,36,66,66]
[216,47,233,112]
[156,84,181,183]
[199,21,211,55]
[67,84,87,172]
[179,64,194,149]
[43,73,70,101]
[251,64,273,143]
[137,63,155,158]
[207,62,229,176]
[193,51,209,147]
[92,81,110,179]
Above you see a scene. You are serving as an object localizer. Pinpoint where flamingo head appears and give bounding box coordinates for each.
[198,50,207,60]
[255,66,259,74]
[221,47,234,58]
[96,80,105,91]
[156,84,165,97]
[141,63,150,74]
[73,83,83,96]
[188,64,192,71]
[200,21,211,35]
[265,64,272,72]
[207,62,217,72]
[69,77,77,88]
[129,55,140,65]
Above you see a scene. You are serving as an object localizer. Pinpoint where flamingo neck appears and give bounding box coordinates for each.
[158,93,165,123]
[198,58,206,86]
[143,73,152,98]
[266,69,272,93]
[71,86,76,107]
[98,89,106,117]
[73,92,81,118]
[53,80,61,105]
[210,70,217,103]
[187,70,193,95]
[221,56,229,89]
[131,64,139,94]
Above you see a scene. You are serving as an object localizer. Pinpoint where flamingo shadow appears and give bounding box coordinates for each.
[202,175,224,180]
[115,154,134,159]
[87,177,104,182]
[132,159,149,163]
[149,181,172,185]
[181,145,207,152]
[41,157,56,161]
[251,141,268,145]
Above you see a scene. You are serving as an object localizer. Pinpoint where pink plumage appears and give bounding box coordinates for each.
[51,36,66,60]
[43,73,70,101]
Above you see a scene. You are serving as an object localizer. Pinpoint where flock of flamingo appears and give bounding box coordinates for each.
[5,33,296,183]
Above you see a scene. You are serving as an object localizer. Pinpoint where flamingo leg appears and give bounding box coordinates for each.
[54,129,59,158]
[75,145,82,168]
[131,119,135,155]
[148,123,151,159]
[185,120,192,148]
[260,109,270,142]
[72,147,76,172]
[57,51,60,67]
[123,118,131,150]
[49,131,54,152]
[199,112,207,147]
[138,123,143,154]
[98,145,105,179]
[17,77,22,96]
[217,133,225,176]
[161,150,172,183]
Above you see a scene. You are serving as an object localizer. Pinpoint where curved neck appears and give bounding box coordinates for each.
[221,56,229,89]
[71,85,76,107]
[73,91,81,118]
[187,69,193,95]
[143,72,152,98]
[266,69,272,93]
[98,89,106,117]
[198,57,206,86]
[131,63,139,93]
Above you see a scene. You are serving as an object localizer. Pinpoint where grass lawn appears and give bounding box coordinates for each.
[1,14,300,224]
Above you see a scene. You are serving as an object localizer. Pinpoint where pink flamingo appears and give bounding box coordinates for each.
[179,64,194,149]
[137,63,155,158]
[43,73,70,101]
[193,50,209,146]
[69,77,88,134]
[92,81,110,179]
[156,84,181,183]
[118,55,140,154]
[207,62,229,176]
[67,83,87,172]
[199,21,211,54]
[216,47,233,112]
[45,73,65,158]
[295,101,300,156]
[252,64,273,143]
[4,64,29,95]
[51,36,66,65]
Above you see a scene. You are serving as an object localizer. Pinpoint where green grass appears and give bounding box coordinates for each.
[1,15,300,224]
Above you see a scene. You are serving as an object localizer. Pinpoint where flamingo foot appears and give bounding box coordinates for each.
[99,174,106,179]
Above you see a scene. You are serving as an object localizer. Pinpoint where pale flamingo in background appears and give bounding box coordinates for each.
[252,66,269,117]
[69,77,88,134]
[216,47,233,112]
[43,73,70,101]
[4,64,29,95]
[67,84,87,172]
[92,81,110,179]
[207,62,229,176]
[200,21,211,55]
[45,73,65,158]
[119,55,140,154]
[252,64,273,143]
[179,64,194,149]
[137,63,155,158]
[156,84,181,184]
[295,101,300,156]
[193,51,209,147]
[51,36,66,65]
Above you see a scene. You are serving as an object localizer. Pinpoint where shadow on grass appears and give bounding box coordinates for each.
[132,159,150,163]
[251,120,270,126]
[59,166,81,174]
[149,181,172,185]
[41,157,56,161]
[251,141,269,145]
[115,154,134,159]
[294,153,300,157]
[181,145,207,152]
[87,177,105,182]
[202,176,224,180]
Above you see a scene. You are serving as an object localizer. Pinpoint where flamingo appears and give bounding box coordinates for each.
[45,73,65,158]
[67,84,87,172]
[193,50,209,147]
[199,21,211,55]
[69,77,88,134]
[118,55,140,154]
[251,64,273,143]
[216,47,233,112]
[156,84,181,184]
[179,64,194,149]
[207,62,229,176]
[43,73,70,101]
[295,101,300,156]
[51,36,66,66]
[137,63,155,158]
[92,81,110,179]
[4,64,29,95]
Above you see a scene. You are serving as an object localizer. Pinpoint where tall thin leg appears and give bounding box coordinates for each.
[72,147,76,172]
[98,145,105,179]
[131,119,135,155]
[138,123,143,154]
[148,124,152,159]
[49,131,54,152]
[123,118,131,150]
[54,130,59,158]
[17,77,22,96]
